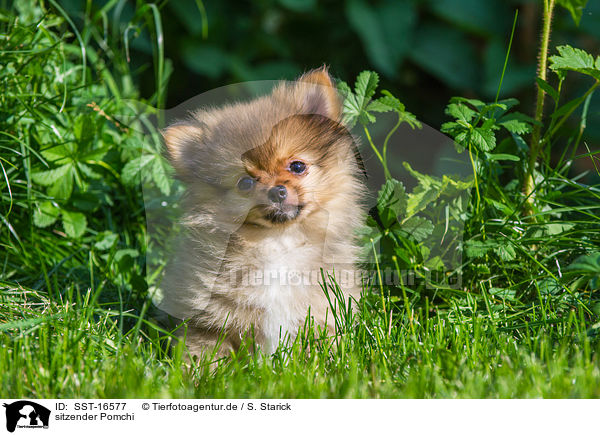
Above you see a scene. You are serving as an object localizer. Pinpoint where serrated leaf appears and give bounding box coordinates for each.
[151,157,172,195]
[368,91,405,113]
[122,154,154,186]
[341,92,361,128]
[441,121,460,134]
[31,164,71,186]
[73,114,95,146]
[336,80,352,96]
[549,45,600,80]
[471,127,496,151]
[497,118,531,135]
[77,162,102,179]
[494,243,516,261]
[401,216,434,242]
[406,183,442,219]
[61,210,87,238]
[358,110,377,125]
[355,70,379,105]
[445,103,476,123]
[449,96,486,110]
[366,99,393,113]
[377,179,407,219]
[33,201,60,228]
[47,170,74,200]
[465,240,493,258]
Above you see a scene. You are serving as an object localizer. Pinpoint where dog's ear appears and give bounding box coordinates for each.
[296,66,342,121]
[162,122,204,179]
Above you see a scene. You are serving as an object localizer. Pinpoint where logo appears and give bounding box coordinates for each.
[2,401,50,433]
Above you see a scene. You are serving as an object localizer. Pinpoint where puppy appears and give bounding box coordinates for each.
[159,67,366,359]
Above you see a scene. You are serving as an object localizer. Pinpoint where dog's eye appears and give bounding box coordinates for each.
[237,176,255,191]
[289,161,306,174]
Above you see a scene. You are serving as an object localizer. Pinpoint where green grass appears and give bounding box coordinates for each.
[1,1,600,399]
[2,282,600,398]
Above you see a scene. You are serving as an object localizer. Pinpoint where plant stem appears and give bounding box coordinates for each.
[363,125,391,179]
[468,139,481,213]
[381,114,403,178]
[524,0,555,216]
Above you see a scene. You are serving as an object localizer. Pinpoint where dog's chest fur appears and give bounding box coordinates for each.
[233,229,323,353]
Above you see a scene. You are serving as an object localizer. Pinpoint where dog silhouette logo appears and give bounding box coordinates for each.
[2,401,50,432]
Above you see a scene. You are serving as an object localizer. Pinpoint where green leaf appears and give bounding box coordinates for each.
[377,179,407,220]
[41,144,71,163]
[549,45,600,80]
[405,182,442,218]
[61,210,87,238]
[355,70,379,106]
[151,157,172,195]
[339,71,380,127]
[497,118,531,135]
[47,169,74,200]
[543,223,575,236]
[33,201,60,228]
[449,96,486,111]
[566,252,600,274]
[556,0,589,25]
[336,80,352,96]
[536,77,560,102]
[370,91,406,113]
[346,0,395,77]
[445,103,476,123]
[488,287,518,302]
[465,240,492,259]
[484,153,520,162]
[471,127,496,151]
[31,164,71,186]
[95,231,118,250]
[73,114,95,147]
[122,154,154,186]
[484,197,514,216]
[494,243,516,261]
[401,216,434,242]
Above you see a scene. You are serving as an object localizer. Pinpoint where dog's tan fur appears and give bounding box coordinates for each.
[160,67,366,358]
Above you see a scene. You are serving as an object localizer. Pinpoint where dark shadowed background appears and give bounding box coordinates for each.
[59,0,600,146]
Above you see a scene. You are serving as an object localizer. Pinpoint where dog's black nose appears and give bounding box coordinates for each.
[268,185,287,203]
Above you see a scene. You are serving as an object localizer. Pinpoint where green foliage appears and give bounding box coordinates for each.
[2,0,600,400]
[441,97,533,154]
[0,0,167,305]
[343,72,470,294]
[549,45,600,80]
[345,0,416,77]
[557,0,589,26]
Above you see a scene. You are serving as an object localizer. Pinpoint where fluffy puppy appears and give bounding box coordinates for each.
[159,67,366,358]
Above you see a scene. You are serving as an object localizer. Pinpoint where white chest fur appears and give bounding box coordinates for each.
[245,230,321,353]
